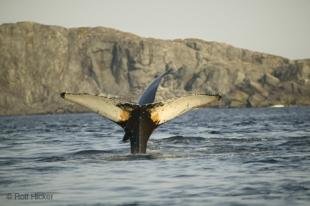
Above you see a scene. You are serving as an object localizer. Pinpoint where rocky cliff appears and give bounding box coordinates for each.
[0,22,309,115]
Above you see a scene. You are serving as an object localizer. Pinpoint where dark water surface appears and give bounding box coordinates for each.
[0,108,309,206]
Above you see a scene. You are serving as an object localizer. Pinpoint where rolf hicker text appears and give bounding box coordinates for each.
[6,192,54,200]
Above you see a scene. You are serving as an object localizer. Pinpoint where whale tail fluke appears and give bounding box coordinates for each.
[60,80,222,154]
[60,92,137,127]
[146,94,221,126]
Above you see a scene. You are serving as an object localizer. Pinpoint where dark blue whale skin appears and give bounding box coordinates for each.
[122,69,172,153]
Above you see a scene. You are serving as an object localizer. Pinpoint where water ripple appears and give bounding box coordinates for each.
[0,108,309,206]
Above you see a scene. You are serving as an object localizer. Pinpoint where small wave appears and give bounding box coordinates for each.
[37,156,66,162]
[159,135,206,144]
[233,120,256,126]
[244,158,279,164]
[0,157,34,166]
[104,151,186,161]
[209,137,265,143]
[209,130,221,134]
[0,159,19,166]
[72,149,116,156]
[84,128,99,132]
[0,179,15,186]
[50,139,65,143]
[281,183,310,192]
[0,136,12,141]
[21,166,66,172]
[279,140,310,147]
[35,150,125,163]
[38,150,129,162]
[279,136,310,147]
[106,154,158,161]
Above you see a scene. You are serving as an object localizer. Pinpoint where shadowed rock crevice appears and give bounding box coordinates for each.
[0,22,309,115]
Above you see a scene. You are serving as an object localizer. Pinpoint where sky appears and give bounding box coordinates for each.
[0,0,309,59]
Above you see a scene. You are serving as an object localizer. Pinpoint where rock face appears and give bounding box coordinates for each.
[0,22,309,115]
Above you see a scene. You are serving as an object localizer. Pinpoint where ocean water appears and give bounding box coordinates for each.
[0,107,309,206]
